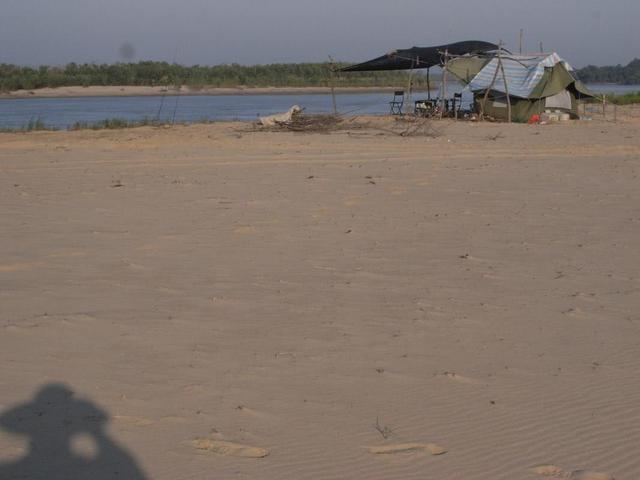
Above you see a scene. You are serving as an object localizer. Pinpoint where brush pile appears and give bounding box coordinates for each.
[267,112,344,133]
[252,107,442,138]
[392,116,442,138]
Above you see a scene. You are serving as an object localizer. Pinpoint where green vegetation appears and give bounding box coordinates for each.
[602,91,640,105]
[69,117,160,130]
[576,59,640,85]
[1,117,220,133]
[0,61,430,92]
[0,117,56,133]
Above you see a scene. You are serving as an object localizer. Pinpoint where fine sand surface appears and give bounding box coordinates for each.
[0,85,400,99]
[1,113,639,479]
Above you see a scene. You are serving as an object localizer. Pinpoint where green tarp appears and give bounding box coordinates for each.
[447,53,595,122]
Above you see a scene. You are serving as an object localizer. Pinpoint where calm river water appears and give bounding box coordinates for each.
[0,84,638,130]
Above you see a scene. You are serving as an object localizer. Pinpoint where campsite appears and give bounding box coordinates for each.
[2,2,640,476]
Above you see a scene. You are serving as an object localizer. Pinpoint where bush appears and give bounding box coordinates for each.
[604,91,640,105]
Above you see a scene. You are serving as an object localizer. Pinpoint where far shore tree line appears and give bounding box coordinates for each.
[1,59,638,94]
[0,62,433,92]
[575,59,640,84]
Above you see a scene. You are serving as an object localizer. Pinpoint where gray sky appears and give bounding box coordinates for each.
[1,0,638,68]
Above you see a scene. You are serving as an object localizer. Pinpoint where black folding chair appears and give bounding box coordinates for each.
[452,93,463,114]
[389,91,404,115]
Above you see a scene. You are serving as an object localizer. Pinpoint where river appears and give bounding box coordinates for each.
[0,84,638,130]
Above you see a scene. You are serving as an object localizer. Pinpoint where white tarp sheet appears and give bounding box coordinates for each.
[545,90,572,109]
[467,53,574,99]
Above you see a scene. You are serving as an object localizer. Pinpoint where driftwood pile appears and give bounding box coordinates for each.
[253,109,442,138]
[285,113,344,132]
[261,112,344,133]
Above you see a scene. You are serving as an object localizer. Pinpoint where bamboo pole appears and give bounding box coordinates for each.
[519,29,523,54]
[440,50,448,119]
[328,56,338,115]
[497,42,512,123]
[405,58,416,115]
[480,48,501,120]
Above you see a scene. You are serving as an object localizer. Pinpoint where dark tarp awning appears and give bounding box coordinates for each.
[340,40,499,72]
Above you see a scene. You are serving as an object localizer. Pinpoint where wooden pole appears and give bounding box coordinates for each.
[519,29,524,54]
[539,41,544,53]
[328,56,338,115]
[440,50,448,118]
[480,47,501,120]
[427,68,431,100]
[498,42,512,123]
[405,58,416,115]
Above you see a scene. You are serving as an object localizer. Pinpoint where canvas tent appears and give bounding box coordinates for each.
[339,40,499,108]
[446,52,595,122]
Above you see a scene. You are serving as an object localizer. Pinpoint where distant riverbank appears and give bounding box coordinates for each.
[0,85,407,100]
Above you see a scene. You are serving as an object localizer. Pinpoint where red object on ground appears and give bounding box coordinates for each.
[528,114,541,124]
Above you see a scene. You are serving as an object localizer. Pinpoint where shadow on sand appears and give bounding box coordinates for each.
[0,383,148,480]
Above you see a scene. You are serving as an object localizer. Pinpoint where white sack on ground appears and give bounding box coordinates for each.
[259,105,303,127]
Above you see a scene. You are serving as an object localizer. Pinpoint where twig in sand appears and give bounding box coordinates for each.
[373,417,395,439]
[372,117,443,138]
[485,132,504,141]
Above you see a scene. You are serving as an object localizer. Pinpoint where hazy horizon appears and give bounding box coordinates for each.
[1,0,638,69]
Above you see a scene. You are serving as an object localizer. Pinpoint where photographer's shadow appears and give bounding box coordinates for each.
[0,383,148,480]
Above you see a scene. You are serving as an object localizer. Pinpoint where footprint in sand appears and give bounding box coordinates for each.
[0,261,46,273]
[59,313,98,327]
[113,415,155,427]
[569,472,615,480]
[532,465,566,477]
[368,443,447,456]
[441,371,481,385]
[532,465,614,480]
[192,439,269,458]
[233,226,257,235]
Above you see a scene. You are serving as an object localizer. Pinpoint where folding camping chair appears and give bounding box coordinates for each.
[452,93,463,116]
[389,91,404,115]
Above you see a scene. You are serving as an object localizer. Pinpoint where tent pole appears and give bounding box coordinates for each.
[498,42,512,123]
[519,29,524,54]
[480,44,501,121]
[440,50,448,119]
[405,58,416,115]
[328,56,338,115]
[427,68,431,100]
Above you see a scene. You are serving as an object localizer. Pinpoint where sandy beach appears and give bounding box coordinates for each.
[0,85,402,100]
[1,113,639,479]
